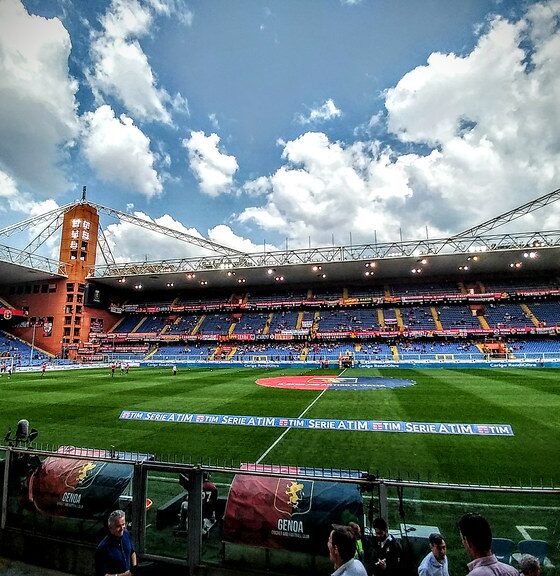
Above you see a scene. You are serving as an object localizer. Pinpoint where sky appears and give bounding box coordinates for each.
[1,0,560,263]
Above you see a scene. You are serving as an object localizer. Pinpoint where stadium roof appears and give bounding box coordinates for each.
[0,243,65,284]
[88,237,560,292]
[0,188,558,291]
[1,234,558,291]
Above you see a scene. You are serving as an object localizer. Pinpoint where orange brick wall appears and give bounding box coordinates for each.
[5,204,118,357]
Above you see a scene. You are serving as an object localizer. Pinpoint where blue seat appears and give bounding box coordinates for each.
[518,540,548,565]
[492,538,514,564]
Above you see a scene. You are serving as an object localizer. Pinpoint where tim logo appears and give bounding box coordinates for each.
[274,479,313,516]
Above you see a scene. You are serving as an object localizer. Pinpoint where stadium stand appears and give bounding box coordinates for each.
[528,301,560,326]
[137,314,167,333]
[232,312,269,335]
[71,274,560,365]
[436,306,483,329]
[0,332,50,366]
[389,281,460,296]
[483,303,532,329]
[112,314,143,333]
[400,306,437,330]
[164,314,202,335]
[267,310,299,333]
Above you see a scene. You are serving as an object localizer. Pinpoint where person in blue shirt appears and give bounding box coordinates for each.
[95,509,137,576]
[418,533,450,576]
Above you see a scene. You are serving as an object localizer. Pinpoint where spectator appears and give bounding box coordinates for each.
[458,513,517,576]
[95,509,137,576]
[368,517,401,576]
[348,521,365,564]
[327,524,367,576]
[519,555,541,576]
[418,532,449,576]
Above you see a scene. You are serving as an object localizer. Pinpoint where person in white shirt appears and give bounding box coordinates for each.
[328,524,367,576]
[459,513,518,576]
[418,533,449,576]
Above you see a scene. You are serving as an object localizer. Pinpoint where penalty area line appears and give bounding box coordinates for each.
[255,368,347,464]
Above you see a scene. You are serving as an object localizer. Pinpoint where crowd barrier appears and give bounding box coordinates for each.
[0,446,559,576]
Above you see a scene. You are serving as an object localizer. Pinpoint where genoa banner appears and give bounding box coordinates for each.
[26,448,134,519]
[222,473,363,555]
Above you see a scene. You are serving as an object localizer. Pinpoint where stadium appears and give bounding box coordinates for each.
[0,188,559,576]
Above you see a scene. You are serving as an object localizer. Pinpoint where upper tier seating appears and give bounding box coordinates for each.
[197,314,232,335]
[317,309,379,332]
[232,312,268,335]
[401,307,436,330]
[483,304,530,329]
[137,315,167,333]
[437,306,482,329]
[347,286,386,297]
[268,311,300,333]
[481,278,560,292]
[247,290,308,304]
[529,302,560,326]
[165,314,202,335]
[112,314,143,333]
[389,281,460,296]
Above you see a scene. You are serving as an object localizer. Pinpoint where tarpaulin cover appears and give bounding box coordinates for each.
[222,472,363,555]
[26,447,134,519]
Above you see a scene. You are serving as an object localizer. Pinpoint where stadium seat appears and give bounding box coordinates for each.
[516,539,549,566]
[492,538,514,564]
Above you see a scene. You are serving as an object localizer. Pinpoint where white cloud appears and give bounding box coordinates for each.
[88,0,188,124]
[239,1,560,245]
[0,0,79,194]
[183,131,238,196]
[208,113,220,130]
[102,211,266,262]
[0,170,27,213]
[104,211,207,262]
[381,2,560,229]
[208,225,277,253]
[240,176,270,197]
[147,0,194,26]
[82,105,163,198]
[0,170,61,256]
[297,98,342,125]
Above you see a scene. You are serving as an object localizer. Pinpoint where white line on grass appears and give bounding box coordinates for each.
[255,368,347,464]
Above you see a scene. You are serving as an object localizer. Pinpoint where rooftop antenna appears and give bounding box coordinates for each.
[82,186,87,201]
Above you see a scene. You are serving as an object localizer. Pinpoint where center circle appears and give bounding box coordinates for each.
[255,376,415,391]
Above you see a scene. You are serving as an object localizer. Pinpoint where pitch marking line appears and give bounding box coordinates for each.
[255,369,347,464]
[516,525,548,539]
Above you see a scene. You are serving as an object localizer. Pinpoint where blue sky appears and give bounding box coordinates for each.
[0,0,559,262]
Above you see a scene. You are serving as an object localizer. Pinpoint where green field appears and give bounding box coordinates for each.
[3,366,560,575]
[2,365,559,485]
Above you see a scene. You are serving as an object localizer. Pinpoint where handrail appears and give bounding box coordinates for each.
[1,445,558,492]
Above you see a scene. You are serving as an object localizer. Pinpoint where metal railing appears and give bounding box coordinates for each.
[1,445,559,575]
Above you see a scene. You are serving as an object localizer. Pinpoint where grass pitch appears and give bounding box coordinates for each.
[1,365,559,486]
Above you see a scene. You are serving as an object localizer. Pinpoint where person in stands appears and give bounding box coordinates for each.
[368,517,402,576]
[458,513,518,576]
[95,509,137,576]
[328,524,367,576]
[418,532,449,576]
[519,555,541,576]
[348,521,365,564]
